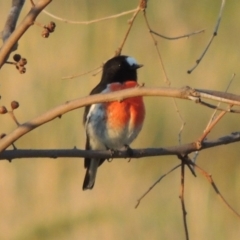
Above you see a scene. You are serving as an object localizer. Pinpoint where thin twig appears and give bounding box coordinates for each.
[191,151,199,169]
[198,100,238,113]
[1,131,240,160]
[179,160,189,240]
[172,98,186,145]
[150,29,205,40]
[135,164,181,208]
[193,74,235,164]
[5,61,16,65]
[1,85,240,152]
[62,65,102,80]
[180,155,196,177]
[198,76,236,145]
[42,8,138,25]
[206,73,235,129]
[0,0,52,68]
[197,106,231,144]
[1,0,25,43]
[143,9,186,143]
[8,111,20,126]
[115,7,141,56]
[34,21,45,28]
[187,0,226,73]
[142,10,169,84]
[195,88,240,106]
[0,0,25,59]
[195,164,240,219]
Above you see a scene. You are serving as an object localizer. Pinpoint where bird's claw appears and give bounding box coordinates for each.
[124,144,133,161]
[107,148,115,162]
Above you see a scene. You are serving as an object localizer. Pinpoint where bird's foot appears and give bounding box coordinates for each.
[107,148,115,162]
[124,145,133,162]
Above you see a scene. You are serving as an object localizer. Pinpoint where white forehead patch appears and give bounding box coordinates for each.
[126,56,138,66]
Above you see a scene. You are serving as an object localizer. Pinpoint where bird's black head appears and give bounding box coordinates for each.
[100,55,143,85]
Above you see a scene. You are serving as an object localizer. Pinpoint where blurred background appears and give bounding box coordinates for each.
[0,0,240,239]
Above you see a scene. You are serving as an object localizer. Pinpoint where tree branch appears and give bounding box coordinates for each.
[1,131,240,160]
[1,0,25,55]
[1,85,240,152]
[0,86,180,152]
[187,0,226,73]
[0,0,52,68]
[42,8,138,25]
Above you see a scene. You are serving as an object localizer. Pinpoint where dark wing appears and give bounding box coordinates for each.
[83,82,107,124]
[84,135,105,168]
[84,135,91,168]
[83,82,107,169]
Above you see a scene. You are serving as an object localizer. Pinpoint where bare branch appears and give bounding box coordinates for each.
[8,111,20,126]
[171,98,186,145]
[0,131,240,160]
[197,107,230,144]
[179,160,189,240]
[115,6,141,56]
[0,0,52,68]
[197,75,236,146]
[135,164,181,208]
[142,10,169,85]
[195,164,240,219]
[198,100,239,113]
[62,65,102,80]
[0,85,240,152]
[1,0,25,55]
[196,88,240,105]
[42,8,138,25]
[188,0,226,73]
[150,29,205,40]
[142,4,186,143]
[206,73,235,129]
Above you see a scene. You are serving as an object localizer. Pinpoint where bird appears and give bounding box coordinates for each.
[82,55,145,190]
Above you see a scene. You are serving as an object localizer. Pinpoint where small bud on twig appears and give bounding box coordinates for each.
[13,54,27,74]
[0,133,6,139]
[19,67,26,74]
[41,21,56,38]
[11,101,19,110]
[18,58,27,66]
[46,21,56,32]
[0,106,7,114]
[42,28,50,38]
[13,54,21,62]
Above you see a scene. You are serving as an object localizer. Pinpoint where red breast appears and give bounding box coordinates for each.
[105,81,145,130]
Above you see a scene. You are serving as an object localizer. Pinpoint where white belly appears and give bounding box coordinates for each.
[86,103,141,150]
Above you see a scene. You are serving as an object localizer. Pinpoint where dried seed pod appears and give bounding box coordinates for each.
[18,58,27,66]
[47,21,56,32]
[11,101,19,110]
[0,106,7,114]
[13,54,21,62]
[42,28,49,38]
[0,133,6,138]
[19,67,26,74]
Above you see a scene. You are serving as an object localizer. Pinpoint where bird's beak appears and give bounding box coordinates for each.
[132,63,143,69]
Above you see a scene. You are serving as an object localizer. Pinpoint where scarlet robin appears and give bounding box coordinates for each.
[83,55,145,190]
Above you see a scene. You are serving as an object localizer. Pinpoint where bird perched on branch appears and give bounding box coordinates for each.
[83,55,145,190]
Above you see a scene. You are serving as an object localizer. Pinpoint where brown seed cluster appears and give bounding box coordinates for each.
[11,101,19,110]
[0,106,7,114]
[13,54,27,74]
[0,101,19,115]
[42,21,56,38]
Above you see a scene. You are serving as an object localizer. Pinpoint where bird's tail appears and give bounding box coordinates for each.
[82,159,100,190]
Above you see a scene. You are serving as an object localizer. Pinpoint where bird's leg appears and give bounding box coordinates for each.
[106,147,115,162]
[124,144,133,162]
